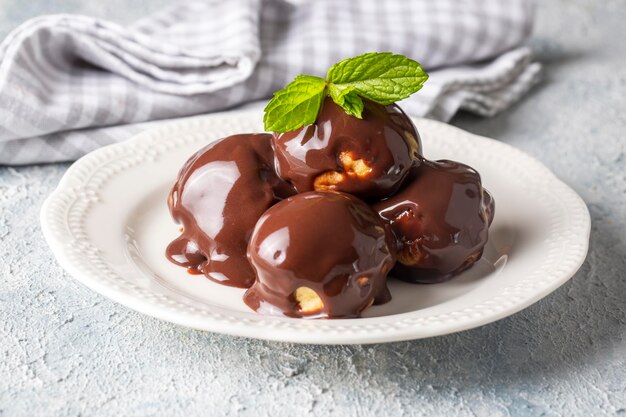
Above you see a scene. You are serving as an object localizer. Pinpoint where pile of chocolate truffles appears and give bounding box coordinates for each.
[166,97,495,319]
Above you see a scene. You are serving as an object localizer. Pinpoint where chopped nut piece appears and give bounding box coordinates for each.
[356,276,369,287]
[339,152,372,177]
[294,287,324,314]
[313,152,373,191]
[313,171,345,191]
[398,248,422,266]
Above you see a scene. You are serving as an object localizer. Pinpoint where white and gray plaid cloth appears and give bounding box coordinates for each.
[0,0,541,165]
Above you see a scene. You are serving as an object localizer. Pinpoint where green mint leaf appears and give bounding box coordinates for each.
[327,84,364,118]
[263,75,326,132]
[338,92,364,119]
[326,52,428,105]
[263,52,429,133]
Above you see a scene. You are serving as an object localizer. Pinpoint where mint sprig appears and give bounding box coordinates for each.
[263,52,428,133]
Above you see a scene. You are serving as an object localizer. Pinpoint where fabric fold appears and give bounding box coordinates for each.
[0,0,540,165]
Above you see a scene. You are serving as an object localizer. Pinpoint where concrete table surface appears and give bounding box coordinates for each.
[1,1,625,416]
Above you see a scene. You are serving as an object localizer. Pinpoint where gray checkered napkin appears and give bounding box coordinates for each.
[0,0,541,164]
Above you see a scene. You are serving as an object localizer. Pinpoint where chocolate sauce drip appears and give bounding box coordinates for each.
[272,97,422,199]
[166,133,295,288]
[244,191,395,318]
[373,159,494,283]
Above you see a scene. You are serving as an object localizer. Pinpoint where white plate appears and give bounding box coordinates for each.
[41,111,590,344]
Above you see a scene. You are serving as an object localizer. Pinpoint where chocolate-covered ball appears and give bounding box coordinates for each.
[166,133,295,288]
[244,191,396,318]
[373,159,494,283]
[272,96,421,199]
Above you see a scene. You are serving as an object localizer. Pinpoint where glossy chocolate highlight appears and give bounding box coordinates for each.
[166,133,295,288]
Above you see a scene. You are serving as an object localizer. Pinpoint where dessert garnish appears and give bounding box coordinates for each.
[263,52,429,133]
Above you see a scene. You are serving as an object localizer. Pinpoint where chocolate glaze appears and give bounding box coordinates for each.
[272,96,422,199]
[244,191,396,318]
[373,159,494,284]
[166,133,295,288]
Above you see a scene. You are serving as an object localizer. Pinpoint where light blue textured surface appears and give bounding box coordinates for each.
[1,1,625,416]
